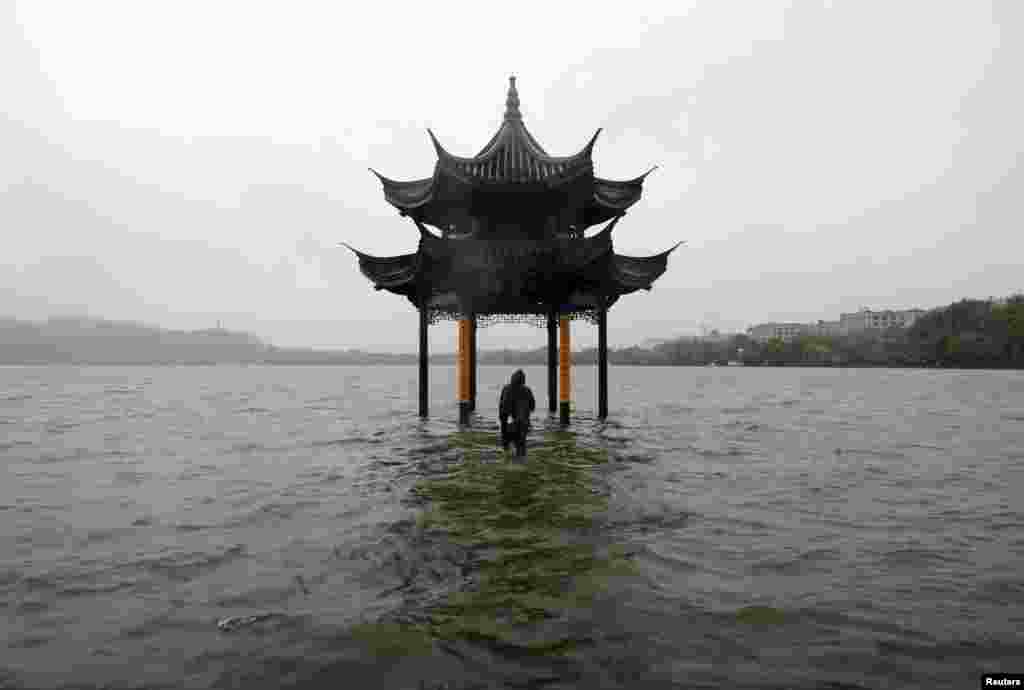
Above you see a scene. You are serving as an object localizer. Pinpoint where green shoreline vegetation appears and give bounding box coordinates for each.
[2,294,1021,368]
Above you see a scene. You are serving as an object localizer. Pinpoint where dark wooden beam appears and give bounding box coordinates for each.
[547,307,557,413]
[419,307,428,418]
[457,318,471,425]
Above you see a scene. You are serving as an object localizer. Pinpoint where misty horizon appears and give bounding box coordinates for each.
[3,2,1021,353]
[2,285,1017,356]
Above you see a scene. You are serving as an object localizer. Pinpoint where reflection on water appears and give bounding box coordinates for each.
[1,365,1022,690]
[352,429,638,663]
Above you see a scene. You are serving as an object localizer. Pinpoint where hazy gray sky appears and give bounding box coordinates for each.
[2,0,1021,352]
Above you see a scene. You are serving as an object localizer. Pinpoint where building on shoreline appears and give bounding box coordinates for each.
[808,320,843,337]
[746,323,808,342]
[838,308,926,333]
[746,308,925,342]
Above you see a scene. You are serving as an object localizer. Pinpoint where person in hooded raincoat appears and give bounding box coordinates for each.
[499,369,536,457]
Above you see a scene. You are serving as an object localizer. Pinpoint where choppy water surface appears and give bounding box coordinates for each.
[2,365,1022,689]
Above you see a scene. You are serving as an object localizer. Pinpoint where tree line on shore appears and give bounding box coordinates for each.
[468,294,1024,369]
[615,294,1024,368]
[2,294,1021,368]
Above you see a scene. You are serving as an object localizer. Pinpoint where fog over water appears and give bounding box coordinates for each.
[2,365,1022,689]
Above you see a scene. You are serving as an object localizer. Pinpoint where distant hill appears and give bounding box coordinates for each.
[0,316,269,364]
[0,316,425,365]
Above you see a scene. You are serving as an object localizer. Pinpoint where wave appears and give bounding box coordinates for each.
[834,447,908,461]
[691,445,754,458]
[235,406,271,414]
[748,548,842,575]
[2,365,1022,690]
[141,544,248,582]
[229,441,270,453]
[224,500,322,529]
[309,437,371,449]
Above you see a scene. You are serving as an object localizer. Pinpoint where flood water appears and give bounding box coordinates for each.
[2,365,1023,689]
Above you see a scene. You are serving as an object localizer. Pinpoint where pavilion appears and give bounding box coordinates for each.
[345,77,680,424]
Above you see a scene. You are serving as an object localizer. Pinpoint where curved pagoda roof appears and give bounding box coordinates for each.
[371,76,655,233]
[345,218,681,316]
[347,76,680,320]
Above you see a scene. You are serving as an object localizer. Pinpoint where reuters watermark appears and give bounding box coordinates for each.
[982,674,1024,688]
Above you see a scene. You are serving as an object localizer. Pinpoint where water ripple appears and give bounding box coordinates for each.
[0,365,1021,690]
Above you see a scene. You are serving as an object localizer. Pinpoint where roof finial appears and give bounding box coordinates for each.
[504,74,521,121]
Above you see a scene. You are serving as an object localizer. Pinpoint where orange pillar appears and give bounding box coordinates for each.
[559,317,571,425]
[457,318,471,424]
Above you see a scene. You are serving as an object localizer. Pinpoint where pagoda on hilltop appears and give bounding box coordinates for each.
[345,76,680,424]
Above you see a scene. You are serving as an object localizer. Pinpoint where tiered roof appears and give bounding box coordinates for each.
[347,76,679,321]
[370,76,655,234]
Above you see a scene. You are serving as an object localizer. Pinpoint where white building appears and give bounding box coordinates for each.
[746,308,925,343]
[839,308,926,333]
[807,320,843,337]
[746,322,808,342]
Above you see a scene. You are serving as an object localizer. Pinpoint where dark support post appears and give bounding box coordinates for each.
[559,317,571,425]
[457,318,471,425]
[547,307,557,413]
[418,307,428,418]
[598,303,608,419]
[468,315,477,412]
